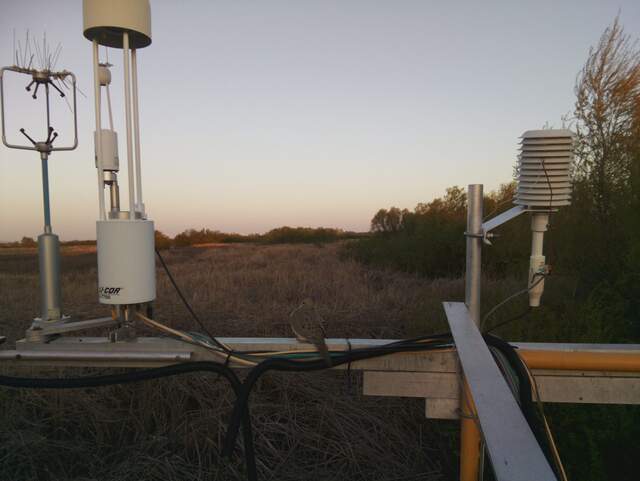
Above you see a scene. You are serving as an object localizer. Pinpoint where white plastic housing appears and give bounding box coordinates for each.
[94,130,119,171]
[515,129,574,208]
[528,213,548,307]
[83,0,152,49]
[97,219,156,305]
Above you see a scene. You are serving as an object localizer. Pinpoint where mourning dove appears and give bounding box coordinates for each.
[289,298,332,366]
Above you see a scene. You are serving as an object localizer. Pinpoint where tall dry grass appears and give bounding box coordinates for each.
[0,243,522,480]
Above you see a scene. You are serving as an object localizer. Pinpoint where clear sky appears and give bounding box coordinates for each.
[1,1,638,241]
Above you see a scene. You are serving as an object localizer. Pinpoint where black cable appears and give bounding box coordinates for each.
[482,335,562,479]
[221,339,453,457]
[0,331,557,480]
[483,307,532,334]
[480,274,545,330]
[155,248,230,353]
[0,362,258,481]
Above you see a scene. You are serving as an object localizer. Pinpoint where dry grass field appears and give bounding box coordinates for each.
[0,243,523,481]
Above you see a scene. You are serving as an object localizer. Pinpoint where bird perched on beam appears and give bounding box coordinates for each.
[289,298,332,366]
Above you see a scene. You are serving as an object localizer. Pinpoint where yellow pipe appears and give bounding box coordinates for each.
[518,349,640,372]
[460,380,481,481]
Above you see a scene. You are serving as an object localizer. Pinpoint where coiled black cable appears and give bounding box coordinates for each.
[0,334,559,480]
[221,339,454,457]
[0,362,258,481]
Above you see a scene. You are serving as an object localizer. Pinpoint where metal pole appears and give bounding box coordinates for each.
[45,82,50,133]
[105,84,114,130]
[38,231,62,322]
[465,184,483,325]
[131,49,144,215]
[122,32,136,219]
[37,150,62,322]
[92,40,106,220]
[40,153,52,234]
[109,179,120,211]
[461,184,483,481]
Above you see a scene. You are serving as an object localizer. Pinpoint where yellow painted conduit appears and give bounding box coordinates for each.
[518,350,640,372]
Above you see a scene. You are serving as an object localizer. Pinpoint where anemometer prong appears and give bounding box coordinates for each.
[25,79,34,91]
[31,82,40,99]
[45,126,56,144]
[49,79,65,97]
[19,127,37,145]
[18,126,58,151]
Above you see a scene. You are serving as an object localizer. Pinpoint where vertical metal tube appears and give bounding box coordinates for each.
[461,184,484,481]
[92,40,106,220]
[131,49,144,214]
[465,184,483,325]
[109,179,120,212]
[105,84,114,131]
[45,82,51,132]
[122,33,136,219]
[38,232,62,321]
[40,153,52,234]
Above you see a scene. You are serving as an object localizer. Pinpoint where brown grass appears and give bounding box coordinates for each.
[0,243,521,480]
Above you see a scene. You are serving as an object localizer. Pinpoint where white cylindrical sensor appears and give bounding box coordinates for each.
[94,129,119,171]
[97,219,156,305]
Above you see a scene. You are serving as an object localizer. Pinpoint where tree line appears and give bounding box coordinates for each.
[155,226,363,249]
[1,227,363,250]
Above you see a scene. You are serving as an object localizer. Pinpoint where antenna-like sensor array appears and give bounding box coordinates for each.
[0,33,78,333]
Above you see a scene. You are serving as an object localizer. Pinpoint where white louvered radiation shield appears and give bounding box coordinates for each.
[514,129,574,209]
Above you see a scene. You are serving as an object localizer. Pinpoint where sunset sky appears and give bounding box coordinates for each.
[1,0,639,241]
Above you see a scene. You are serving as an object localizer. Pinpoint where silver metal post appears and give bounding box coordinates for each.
[131,49,144,215]
[38,232,62,322]
[40,152,52,233]
[123,32,136,219]
[465,184,483,325]
[36,149,62,322]
[92,40,106,220]
[109,179,120,211]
